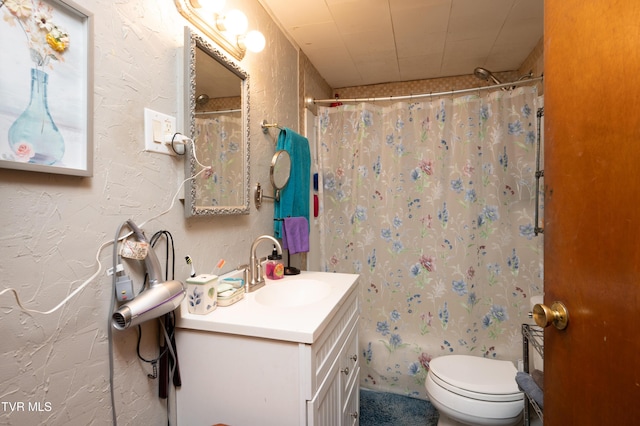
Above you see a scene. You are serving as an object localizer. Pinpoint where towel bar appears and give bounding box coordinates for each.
[534,107,544,236]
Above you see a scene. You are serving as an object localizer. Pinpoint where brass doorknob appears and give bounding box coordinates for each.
[532,301,569,330]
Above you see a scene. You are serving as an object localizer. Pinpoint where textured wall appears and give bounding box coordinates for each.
[300,50,333,127]
[332,71,518,101]
[0,0,297,424]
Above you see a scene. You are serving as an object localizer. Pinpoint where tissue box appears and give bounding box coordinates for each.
[185,274,218,314]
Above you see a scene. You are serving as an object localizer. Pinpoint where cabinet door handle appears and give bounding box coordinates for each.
[341,367,350,375]
[350,411,358,419]
[350,354,358,362]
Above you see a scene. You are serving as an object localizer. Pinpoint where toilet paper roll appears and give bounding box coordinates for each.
[528,294,544,372]
[528,295,544,324]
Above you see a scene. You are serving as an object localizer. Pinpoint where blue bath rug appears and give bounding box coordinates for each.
[359,388,439,426]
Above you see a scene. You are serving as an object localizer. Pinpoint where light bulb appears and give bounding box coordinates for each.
[241,30,266,53]
[220,9,248,36]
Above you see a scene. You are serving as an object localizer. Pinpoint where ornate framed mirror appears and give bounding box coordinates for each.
[183,27,250,216]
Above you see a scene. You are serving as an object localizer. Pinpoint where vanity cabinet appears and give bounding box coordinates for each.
[176,276,359,425]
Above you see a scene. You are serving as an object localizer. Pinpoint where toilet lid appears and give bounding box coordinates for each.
[429,355,522,399]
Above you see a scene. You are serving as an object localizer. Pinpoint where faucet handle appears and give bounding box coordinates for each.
[256,258,266,281]
[236,264,250,284]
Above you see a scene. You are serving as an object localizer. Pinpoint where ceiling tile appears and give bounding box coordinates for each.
[262,0,333,27]
[258,0,543,88]
[446,0,513,41]
[507,0,544,21]
[343,30,397,57]
[304,45,360,88]
[329,0,393,35]
[399,53,444,81]
[396,30,447,59]
[391,1,450,34]
[286,21,343,47]
[391,1,450,58]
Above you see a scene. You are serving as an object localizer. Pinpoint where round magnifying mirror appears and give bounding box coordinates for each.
[270,150,291,201]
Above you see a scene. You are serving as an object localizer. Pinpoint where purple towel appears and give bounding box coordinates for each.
[282,217,309,254]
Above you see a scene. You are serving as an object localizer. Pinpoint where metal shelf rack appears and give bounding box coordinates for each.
[522,324,544,425]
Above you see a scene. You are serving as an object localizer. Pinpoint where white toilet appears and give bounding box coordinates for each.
[425,355,524,426]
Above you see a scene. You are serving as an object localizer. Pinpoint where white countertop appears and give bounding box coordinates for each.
[176,271,360,344]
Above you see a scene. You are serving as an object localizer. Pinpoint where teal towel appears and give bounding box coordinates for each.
[274,128,310,238]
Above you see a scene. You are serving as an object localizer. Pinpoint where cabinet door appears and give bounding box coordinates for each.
[307,301,360,425]
[343,366,360,426]
[307,363,341,426]
[340,323,359,395]
[341,323,359,424]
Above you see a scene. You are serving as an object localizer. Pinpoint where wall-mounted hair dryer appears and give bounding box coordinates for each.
[111,220,186,330]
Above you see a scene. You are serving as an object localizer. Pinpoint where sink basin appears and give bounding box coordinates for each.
[255,279,331,307]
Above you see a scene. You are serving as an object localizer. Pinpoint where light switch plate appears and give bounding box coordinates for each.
[144,108,176,155]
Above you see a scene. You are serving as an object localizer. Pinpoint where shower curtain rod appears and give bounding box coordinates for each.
[312,76,543,104]
[195,108,241,115]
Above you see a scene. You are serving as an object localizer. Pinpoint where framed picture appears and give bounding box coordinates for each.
[0,0,93,176]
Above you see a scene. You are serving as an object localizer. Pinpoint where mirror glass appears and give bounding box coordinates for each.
[183,27,250,216]
[271,150,291,190]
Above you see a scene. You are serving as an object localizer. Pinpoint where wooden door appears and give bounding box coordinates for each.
[544,1,640,424]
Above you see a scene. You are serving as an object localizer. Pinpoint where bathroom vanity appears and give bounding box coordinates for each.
[175,271,360,425]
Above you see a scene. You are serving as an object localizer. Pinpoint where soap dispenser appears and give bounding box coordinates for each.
[266,245,284,280]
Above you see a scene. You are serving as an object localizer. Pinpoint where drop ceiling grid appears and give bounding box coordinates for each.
[258,0,543,88]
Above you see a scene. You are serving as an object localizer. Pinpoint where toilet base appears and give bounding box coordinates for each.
[436,411,472,426]
[437,411,524,426]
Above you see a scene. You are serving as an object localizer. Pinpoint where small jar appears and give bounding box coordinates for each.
[265,245,284,280]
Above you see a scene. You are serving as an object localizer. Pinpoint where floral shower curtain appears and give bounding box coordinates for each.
[317,87,544,397]
[194,112,243,206]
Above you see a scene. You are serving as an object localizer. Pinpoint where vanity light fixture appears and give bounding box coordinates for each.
[239,30,266,53]
[175,0,266,60]
[193,0,225,14]
[216,9,248,35]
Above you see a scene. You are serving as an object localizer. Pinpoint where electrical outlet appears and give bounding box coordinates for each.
[144,108,176,155]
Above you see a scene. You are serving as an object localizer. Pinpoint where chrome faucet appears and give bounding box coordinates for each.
[248,235,282,292]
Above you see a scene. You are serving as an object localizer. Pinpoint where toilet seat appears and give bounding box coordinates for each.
[425,355,524,426]
[429,355,523,402]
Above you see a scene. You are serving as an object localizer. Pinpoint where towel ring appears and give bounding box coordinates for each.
[261,119,283,134]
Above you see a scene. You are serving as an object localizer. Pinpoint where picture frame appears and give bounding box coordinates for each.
[0,0,93,177]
